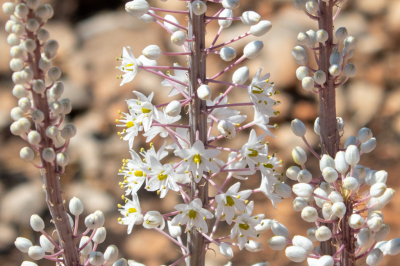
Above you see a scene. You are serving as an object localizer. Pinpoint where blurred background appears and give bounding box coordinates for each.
[0,0,400,265]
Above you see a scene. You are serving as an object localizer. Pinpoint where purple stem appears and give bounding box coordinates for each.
[152,123,190,128]
[302,136,321,159]
[206,144,240,152]
[169,254,191,266]
[210,55,246,80]
[156,20,174,34]
[150,7,189,14]
[40,230,61,250]
[162,51,192,56]
[155,227,188,251]
[206,79,248,89]
[205,16,241,20]
[209,26,223,49]
[148,12,188,31]
[207,102,254,109]
[78,229,97,251]
[209,32,251,50]
[140,65,189,71]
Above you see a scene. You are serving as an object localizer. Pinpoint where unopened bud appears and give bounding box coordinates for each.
[306,0,319,14]
[232,66,249,85]
[171,31,186,46]
[48,67,62,81]
[329,64,341,76]
[20,147,35,162]
[320,154,335,171]
[316,29,328,43]
[292,46,308,61]
[219,242,233,258]
[361,137,376,153]
[220,47,236,61]
[345,145,360,165]
[125,0,149,17]
[293,183,313,197]
[163,15,180,32]
[57,153,69,167]
[301,77,314,91]
[104,245,119,262]
[165,101,181,117]
[296,66,309,80]
[15,237,32,253]
[271,221,289,237]
[93,227,107,244]
[32,79,46,95]
[42,148,55,162]
[286,166,301,181]
[301,206,318,222]
[192,1,207,15]
[343,36,357,50]
[30,214,45,232]
[61,124,77,139]
[15,3,29,18]
[197,84,211,100]
[79,236,92,255]
[241,11,261,26]
[138,10,156,23]
[293,197,308,212]
[50,82,64,99]
[330,47,343,65]
[298,169,312,183]
[292,146,307,165]
[285,246,308,262]
[343,176,358,191]
[291,119,306,137]
[39,235,55,253]
[28,246,45,260]
[10,107,24,120]
[335,27,348,42]
[250,20,272,37]
[314,70,326,85]
[89,251,104,266]
[37,29,50,41]
[2,2,15,15]
[44,40,59,59]
[244,41,264,59]
[142,45,161,60]
[218,9,233,28]
[268,236,287,250]
[113,259,127,266]
[344,63,356,77]
[358,228,374,247]
[315,226,332,242]
[222,0,240,10]
[218,120,236,139]
[322,167,338,183]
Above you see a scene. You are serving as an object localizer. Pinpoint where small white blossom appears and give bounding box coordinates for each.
[127,91,157,132]
[143,109,181,142]
[118,195,143,234]
[241,129,269,171]
[118,47,142,86]
[161,63,188,96]
[248,69,278,116]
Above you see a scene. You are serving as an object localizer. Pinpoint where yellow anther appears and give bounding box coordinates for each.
[118,110,121,114]
[125,199,128,203]
[115,119,119,123]
[157,190,160,195]
[118,132,121,135]
[134,181,138,184]
[123,180,128,184]
[148,167,151,170]
[185,170,189,173]
[121,195,125,200]
[119,169,122,173]
[118,204,122,208]
[236,195,241,199]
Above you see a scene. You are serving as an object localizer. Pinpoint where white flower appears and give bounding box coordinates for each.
[118,195,143,234]
[127,91,158,132]
[241,129,269,171]
[120,150,147,195]
[116,109,142,148]
[144,156,186,198]
[140,141,169,162]
[215,182,252,224]
[143,211,165,230]
[161,63,189,97]
[174,140,221,182]
[221,152,256,180]
[166,128,190,150]
[230,201,264,250]
[253,107,276,138]
[248,68,278,116]
[206,95,246,123]
[143,109,181,142]
[171,198,214,233]
[118,47,142,86]
[259,173,282,209]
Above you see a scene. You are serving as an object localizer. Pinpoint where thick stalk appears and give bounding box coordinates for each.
[27,10,80,266]
[187,1,208,266]
[340,200,355,266]
[317,0,340,257]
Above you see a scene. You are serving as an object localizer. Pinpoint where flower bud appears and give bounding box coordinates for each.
[329,47,343,65]
[15,3,29,18]
[285,246,308,262]
[21,39,37,54]
[39,235,55,253]
[244,41,264,59]
[275,182,292,198]
[374,224,390,242]
[255,219,273,234]
[12,85,27,98]
[343,63,356,77]
[315,226,332,242]
[37,28,50,41]
[219,242,233,258]
[368,216,383,232]
[21,67,34,82]
[292,46,308,61]
[61,124,77,139]
[218,9,233,28]
[171,31,186,46]
[343,36,357,50]
[164,15,180,32]
[138,55,156,68]
[344,135,357,149]
[89,252,104,266]
[50,82,64,99]
[232,66,249,85]
[307,228,317,242]
[18,97,31,112]
[167,220,182,238]
[345,145,360,166]
[30,214,44,232]
[370,183,387,198]
[93,227,107,244]
[343,47,354,59]
[11,24,25,37]
[222,0,240,10]
[35,5,50,21]
[357,127,372,143]
[241,11,261,26]
[26,0,40,10]
[291,119,306,137]
[125,0,149,17]
[320,154,335,171]
[271,221,289,237]
[2,2,15,15]
[322,167,338,183]
[20,147,35,162]
[296,66,309,80]
[313,70,326,85]
[7,33,20,46]
[267,236,287,250]
[317,256,334,266]
[44,40,59,59]
[385,238,400,256]
[335,27,348,42]
[32,79,46,95]
[348,214,365,229]
[15,237,33,253]
[366,249,383,266]
[79,236,92,255]
[10,45,23,59]
[11,107,24,121]
[26,19,40,32]
[42,148,55,162]
[328,191,343,203]
[67,197,83,217]
[48,67,61,81]
[297,32,310,45]
[342,176,358,191]
[31,109,44,124]
[316,29,328,43]
[306,29,317,46]
[292,146,307,165]
[313,117,320,135]
[10,58,24,72]
[142,45,161,60]
[218,120,236,139]
[197,84,211,100]
[46,126,59,140]
[143,211,165,230]
[220,47,236,61]
[245,240,263,252]
[331,202,346,218]
[28,246,45,260]
[322,202,334,221]
[302,77,314,91]
[301,206,318,222]
[104,245,119,262]
[60,99,72,114]
[361,137,376,153]
[113,259,128,266]
[165,101,181,117]
[378,188,395,206]
[297,169,312,183]
[286,166,301,181]
[306,0,319,14]
[50,101,64,115]
[293,235,313,253]
[192,1,207,15]
[85,213,102,229]
[358,228,374,247]
[138,9,155,23]
[293,183,313,198]
[250,20,272,37]
[329,64,341,76]
[293,197,308,212]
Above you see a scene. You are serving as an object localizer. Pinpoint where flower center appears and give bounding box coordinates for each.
[252,85,264,94]
[128,208,137,213]
[126,121,134,128]
[193,154,201,164]
[239,222,250,230]
[134,170,143,177]
[225,196,235,207]
[188,210,197,219]
[141,107,151,113]
[157,171,168,181]
[263,163,274,169]
[248,149,259,157]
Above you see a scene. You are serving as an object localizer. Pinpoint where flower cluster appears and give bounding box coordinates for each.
[114,0,288,264]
